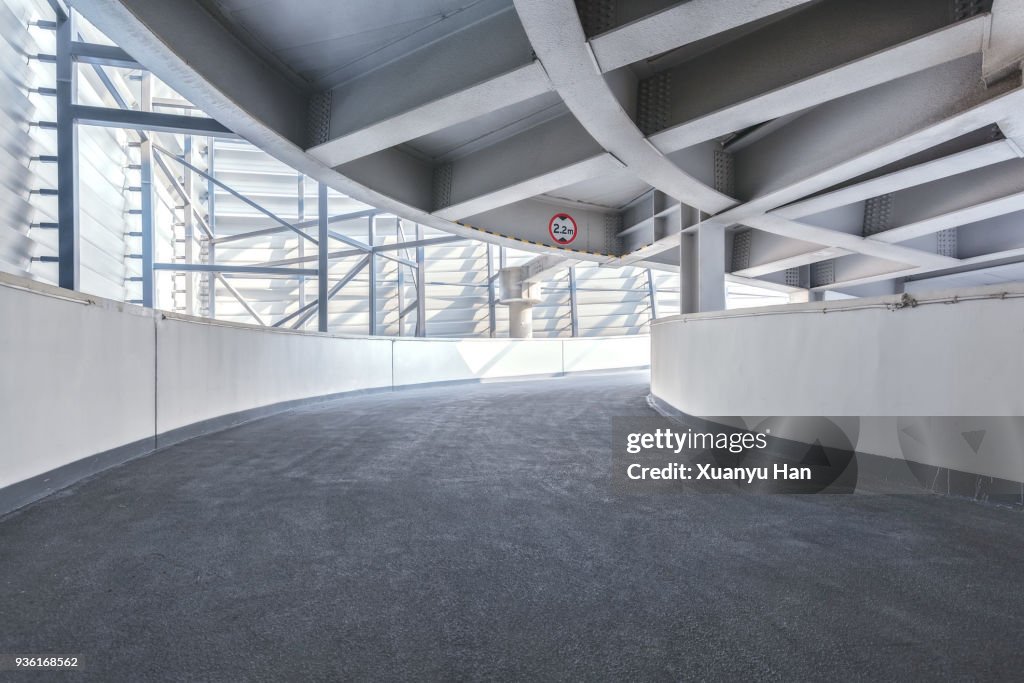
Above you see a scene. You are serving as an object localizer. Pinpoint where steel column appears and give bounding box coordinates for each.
[646,268,658,322]
[139,72,154,307]
[568,265,579,337]
[415,224,426,337]
[183,136,194,314]
[297,174,306,309]
[367,215,377,335]
[317,182,329,332]
[396,221,405,337]
[55,11,79,291]
[206,137,216,318]
[486,243,496,338]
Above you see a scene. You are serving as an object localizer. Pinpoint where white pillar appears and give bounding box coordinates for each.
[679,222,725,313]
[508,301,534,338]
[499,266,540,338]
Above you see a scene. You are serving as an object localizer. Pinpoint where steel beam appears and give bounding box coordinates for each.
[649,17,988,154]
[211,209,376,245]
[589,0,817,73]
[154,144,317,245]
[725,61,1023,217]
[216,273,265,326]
[308,62,551,167]
[432,114,619,221]
[743,214,959,270]
[70,104,235,137]
[775,141,1021,220]
[152,151,214,239]
[287,256,370,330]
[372,235,464,253]
[984,0,1024,82]
[866,159,1024,244]
[514,0,735,214]
[154,263,317,276]
[69,40,139,69]
[258,248,364,268]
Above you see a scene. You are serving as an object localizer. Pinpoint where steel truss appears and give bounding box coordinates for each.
[44,7,658,337]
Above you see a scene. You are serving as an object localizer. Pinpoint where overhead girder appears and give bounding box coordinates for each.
[68,0,1024,294]
[647,0,983,153]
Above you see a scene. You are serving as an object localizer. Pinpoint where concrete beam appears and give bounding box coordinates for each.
[649,16,988,154]
[589,0,817,73]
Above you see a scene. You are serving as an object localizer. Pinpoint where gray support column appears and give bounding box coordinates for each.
[55,11,79,291]
[679,221,725,314]
[396,221,405,337]
[646,268,658,322]
[499,266,538,339]
[568,265,579,337]
[415,224,426,337]
[206,137,216,318]
[297,174,306,309]
[508,302,533,338]
[367,215,377,335]
[317,182,328,332]
[139,72,155,308]
[486,244,496,338]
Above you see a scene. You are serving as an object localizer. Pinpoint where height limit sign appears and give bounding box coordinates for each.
[548,213,578,245]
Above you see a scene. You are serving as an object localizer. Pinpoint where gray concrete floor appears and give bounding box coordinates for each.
[1,371,1023,681]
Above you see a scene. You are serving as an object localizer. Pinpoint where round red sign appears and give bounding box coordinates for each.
[548,213,578,245]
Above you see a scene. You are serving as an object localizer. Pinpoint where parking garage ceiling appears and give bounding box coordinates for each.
[70,0,1024,294]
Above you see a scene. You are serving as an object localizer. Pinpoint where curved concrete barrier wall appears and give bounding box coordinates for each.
[650,284,1024,491]
[0,273,649,509]
[651,284,1024,417]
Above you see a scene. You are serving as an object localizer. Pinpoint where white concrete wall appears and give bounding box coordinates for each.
[0,280,156,488]
[1,273,649,491]
[392,338,564,386]
[156,317,394,434]
[651,283,1024,417]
